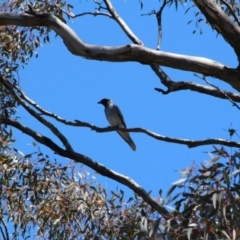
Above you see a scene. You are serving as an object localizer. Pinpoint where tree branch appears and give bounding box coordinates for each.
[0,77,73,151]
[106,0,240,111]
[220,0,240,26]
[151,64,240,102]
[195,74,240,110]
[87,125,240,149]
[103,0,143,45]
[155,0,170,50]
[140,0,170,50]
[0,117,168,216]
[72,1,112,19]
[72,11,112,19]
[0,217,9,240]
[194,0,240,65]
[94,1,240,101]
[52,0,113,19]
[1,12,240,91]
[9,84,240,149]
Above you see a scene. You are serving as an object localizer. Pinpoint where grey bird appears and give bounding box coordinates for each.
[98,98,136,151]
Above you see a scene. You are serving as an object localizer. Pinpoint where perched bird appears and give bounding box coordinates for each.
[98,98,136,151]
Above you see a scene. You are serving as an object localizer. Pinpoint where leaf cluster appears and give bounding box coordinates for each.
[0,0,73,77]
[0,130,162,240]
[164,146,240,239]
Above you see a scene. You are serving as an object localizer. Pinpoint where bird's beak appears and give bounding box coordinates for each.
[97,100,102,104]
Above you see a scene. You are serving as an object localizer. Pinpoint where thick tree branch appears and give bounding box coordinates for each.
[194,0,240,65]
[0,117,168,216]
[102,0,240,103]
[104,0,240,110]
[96,1,240,102]
[1,12,240,91]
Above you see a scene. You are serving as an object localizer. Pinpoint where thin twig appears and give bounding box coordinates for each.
[1,218,10,240]
[195,74,240,110]
[103,0,143,45]
[220,0,240,26]
[57,1,112,19]
[36,0,112,19]
[156,0,170,50]
[73,12,112,19]
[0,218,9,240]
[141,1,170,50]
[141,10,156,17]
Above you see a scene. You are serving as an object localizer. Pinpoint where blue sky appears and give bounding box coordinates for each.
[13,0,239,200]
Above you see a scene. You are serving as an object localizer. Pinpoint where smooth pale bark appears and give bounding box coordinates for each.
[1,12,240,91]
[194,0,240,63]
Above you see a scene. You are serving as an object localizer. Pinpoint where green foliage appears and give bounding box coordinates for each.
[0,131,163,239]
[164,146,240,239]
[0,0,77,84]
[0,0,73,127]
[1,1,240,239]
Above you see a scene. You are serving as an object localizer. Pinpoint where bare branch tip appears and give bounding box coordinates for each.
[154,88,170,95]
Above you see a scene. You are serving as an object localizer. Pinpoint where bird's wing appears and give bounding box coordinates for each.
[116,130,136,151]
[107,104,136,151]
[113,104,127,127]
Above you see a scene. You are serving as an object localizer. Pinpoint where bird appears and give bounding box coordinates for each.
[98,98,136,151]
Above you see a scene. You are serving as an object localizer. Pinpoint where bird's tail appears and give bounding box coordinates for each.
[117,131,136,151]
[128,137,136,151]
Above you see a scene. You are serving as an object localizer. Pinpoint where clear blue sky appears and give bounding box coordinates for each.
[13,0,239,200]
